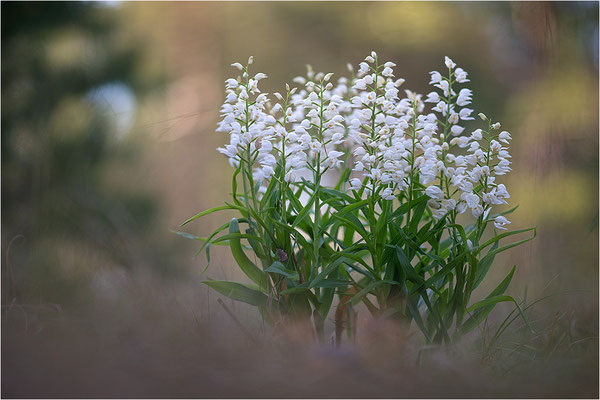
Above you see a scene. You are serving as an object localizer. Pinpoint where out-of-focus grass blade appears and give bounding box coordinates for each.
[202,280,268,307]
[459,266,534,336]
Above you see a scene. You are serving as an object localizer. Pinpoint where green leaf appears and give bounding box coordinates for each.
[466,295,514,312]
[409,199,427,233]
[202,243,211,273]
[472,241,499,290]
[427,252,467,288]
[310,256,348,288]
[245,227,266,260]
[331,213,370,244]
[466,294,534,334]
[476,227,536,256]
[350,279,397,306]
[459,266,532,336]
[390,194,427,220]
[228,218,268,291]
[334,167,352,191]
[280,285,319,305]
[265,261,299,281]
[285,186,303,213]
[291,195,316,228]
[259,172,279,209]
[311,278,349,289]
[180,205,237,227]
[478,232,536,269]
[407,293,431,342]
[202,280,268,307]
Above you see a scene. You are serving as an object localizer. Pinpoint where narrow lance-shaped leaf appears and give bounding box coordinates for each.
[265,261,299,281]
[180,205,237,227]
[202,280,268,307]
[228,218,269,291]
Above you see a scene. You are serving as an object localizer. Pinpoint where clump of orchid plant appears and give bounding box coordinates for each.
[178,52,535,345]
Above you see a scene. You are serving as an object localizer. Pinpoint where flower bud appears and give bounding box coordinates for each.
[478,112,487,120]
[247,56,254,65]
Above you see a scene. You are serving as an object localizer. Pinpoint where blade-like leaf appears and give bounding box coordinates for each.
[202,280,268,307]
[180,205,237,227]
[229,218,268,291]
[265,261,299,281]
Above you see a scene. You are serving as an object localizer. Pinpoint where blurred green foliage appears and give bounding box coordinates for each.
[1,2,185,309]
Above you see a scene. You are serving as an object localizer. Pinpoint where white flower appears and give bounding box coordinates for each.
[353,79,367,90]
[432,208,447,220]
[483,191,503,205]
[493,215,510,230]
[381,187,395,200]
[471,204,484,218]
[353,161,364,172]
[429,71,442,84]
[225,78,238,89]
[425,92,440,103]
[454,67,469,83]
[231,62,243,70]
[425,185,445,201]
[443,198,457,210]
[349,178,362,190]
[499,131,512,144]
[451,125,465,136]
[459,108,474,120]
[444,56,456,70]
[261,165,275,179]
[358,62,369,75]
[495,184,510,199]
[457,89,473,106]
[449,112,460,125]
[462,192,480,208]
[490,140,502,152]
[254,73,267,81]
[470,129,483,141]
[284,170,296,183]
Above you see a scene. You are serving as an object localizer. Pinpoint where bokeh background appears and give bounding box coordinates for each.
[2,2,598,397]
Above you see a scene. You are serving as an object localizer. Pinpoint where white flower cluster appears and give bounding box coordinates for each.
[216,56,277,186]
[421,56,513,229]
[345,51,414,200]
[214,53,513,229]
